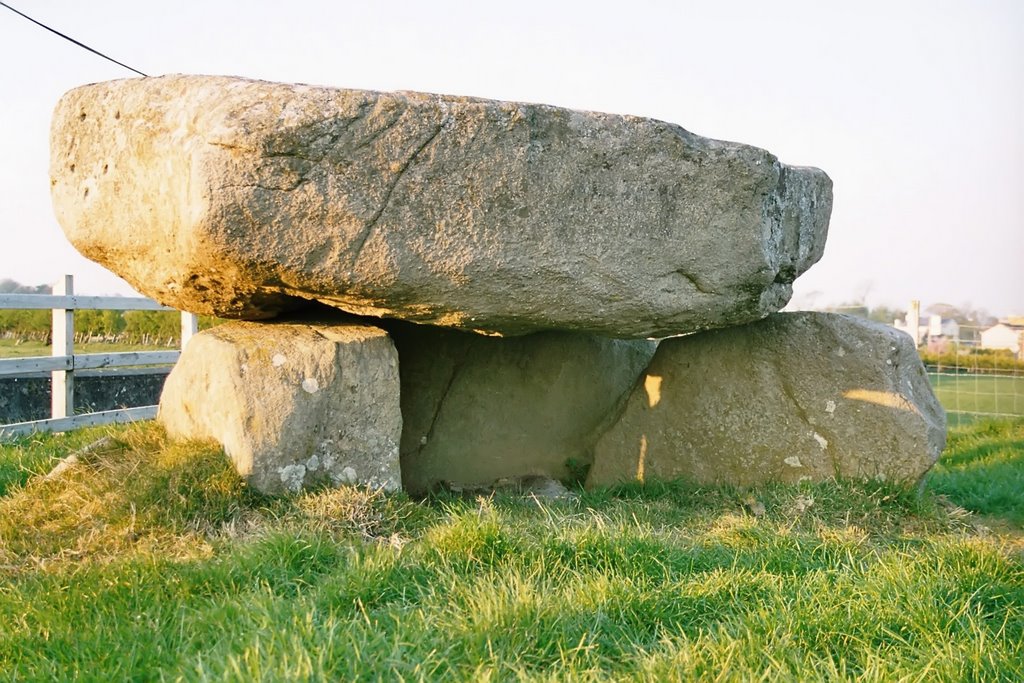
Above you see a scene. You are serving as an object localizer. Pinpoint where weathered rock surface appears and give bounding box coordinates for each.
[158,319,401,494]
[388,322,656,495]
[586,313,946,488]
[51,74,832,338]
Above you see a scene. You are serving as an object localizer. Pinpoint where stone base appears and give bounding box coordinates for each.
[389,322,656,495]
[159,318,401,494]
[587,313,946,489]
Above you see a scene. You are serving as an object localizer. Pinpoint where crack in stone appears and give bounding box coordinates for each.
[773,357,841,478]
[214,177,307,192]
[347,119,447,272]
[585,346,656,458]
[416,352,465,459]
[208,141,257,153]
[264,149,326,163]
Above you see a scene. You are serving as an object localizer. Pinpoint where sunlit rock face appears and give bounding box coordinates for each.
[51,74,831,338]
[587,313,946,489]
[158,317,401,494]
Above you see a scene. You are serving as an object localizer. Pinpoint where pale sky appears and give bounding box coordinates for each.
[1,0,1021,316]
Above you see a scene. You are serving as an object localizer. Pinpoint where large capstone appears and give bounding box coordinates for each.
[586,313,947,488]
[51,75,831,338]
[388,322,656,495]
[158,318,401,494]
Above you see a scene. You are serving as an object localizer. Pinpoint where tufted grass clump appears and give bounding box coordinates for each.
[0,419,1021,681]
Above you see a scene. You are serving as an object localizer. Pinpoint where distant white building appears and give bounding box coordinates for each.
[892,301,959,348]
[981,322,1024,355]
[928,315,960,340]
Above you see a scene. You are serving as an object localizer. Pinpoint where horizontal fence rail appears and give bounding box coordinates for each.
[0,275,196,439]
[0,293,172,311]
[0,351,182,377]
[0,407,159,439]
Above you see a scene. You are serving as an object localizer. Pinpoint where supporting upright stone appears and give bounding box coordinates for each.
[587,313,946,489]
[159,318,402,494]
[389,322,657,495]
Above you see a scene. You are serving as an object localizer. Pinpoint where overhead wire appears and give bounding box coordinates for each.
[0,1,148,77]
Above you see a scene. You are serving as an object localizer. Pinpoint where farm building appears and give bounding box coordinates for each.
[981,322,1024,356]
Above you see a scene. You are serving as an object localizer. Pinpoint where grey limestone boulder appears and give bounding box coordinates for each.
[587,313,946,489]
[158,318,401,494]
[51,74,831,338]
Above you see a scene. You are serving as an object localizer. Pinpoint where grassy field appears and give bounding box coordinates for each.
[0,419,1021,681]
[928,373,1024,426]
[928,419,1024,527]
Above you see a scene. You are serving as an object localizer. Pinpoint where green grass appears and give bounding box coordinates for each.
[0,426,118,497]
[929,373,1024,426]
[927,418,1024,526]
[0,420,1022,681]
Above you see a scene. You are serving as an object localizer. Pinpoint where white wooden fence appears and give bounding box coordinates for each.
[0,275,196,438]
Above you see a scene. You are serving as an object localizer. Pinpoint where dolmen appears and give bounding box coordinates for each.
[50,75,945,494]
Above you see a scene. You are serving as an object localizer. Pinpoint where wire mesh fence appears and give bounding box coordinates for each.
[921,325,1024,427]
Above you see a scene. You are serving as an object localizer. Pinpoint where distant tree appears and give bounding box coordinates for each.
[0,309,50,340]
[101,309,127,336]
[924,302,957,318]
[0,278,51,294]
[122,310,180,345]
[76,310,102,337]
[0,280,53,340]
[825,302,869,319]
[75,309,127,338]
[198,315,227,331]
[925,302,996,326]
[0,278,223,345]
[868,306,906,325]
[924,302,998,343]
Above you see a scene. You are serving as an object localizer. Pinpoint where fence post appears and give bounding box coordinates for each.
[51,274,74,420]
[180,311,198,349]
